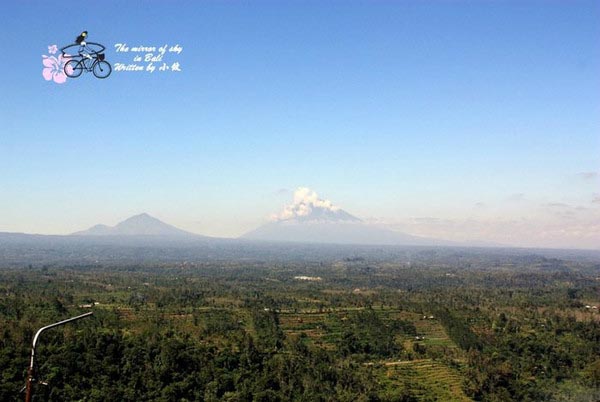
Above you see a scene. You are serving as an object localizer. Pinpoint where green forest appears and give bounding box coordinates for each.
[1,252,599,401]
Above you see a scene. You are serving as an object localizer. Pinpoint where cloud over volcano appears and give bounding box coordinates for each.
[272,187,361,223]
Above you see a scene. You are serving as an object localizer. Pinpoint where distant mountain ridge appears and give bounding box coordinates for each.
[72,213,195,237]
[1,192,497,247]
[241,220,453,246]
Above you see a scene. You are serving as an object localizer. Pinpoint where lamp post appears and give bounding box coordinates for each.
[24,312,93,402]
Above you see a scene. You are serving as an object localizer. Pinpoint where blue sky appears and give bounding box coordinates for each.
[1,1,599,248]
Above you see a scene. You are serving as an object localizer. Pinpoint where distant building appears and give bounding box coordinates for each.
[294,276,322,281]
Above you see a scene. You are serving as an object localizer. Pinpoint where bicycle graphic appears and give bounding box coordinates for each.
[61,41,112,79]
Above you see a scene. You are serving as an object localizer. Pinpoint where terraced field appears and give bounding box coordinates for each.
[382,359,471,401]
[413,316,459,348]
[278,307,472,400]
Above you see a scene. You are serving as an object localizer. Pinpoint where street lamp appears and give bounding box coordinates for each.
[24,312,93,402]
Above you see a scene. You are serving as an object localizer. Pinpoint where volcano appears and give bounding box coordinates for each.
[241,188,453,246]
[72,213,196,237]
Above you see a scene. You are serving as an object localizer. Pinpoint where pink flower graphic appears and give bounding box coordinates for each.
[48,44,58,54]
[42,54,71,84]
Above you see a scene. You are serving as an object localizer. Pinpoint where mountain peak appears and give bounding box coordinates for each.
[243,187,451,246]
[273,187,361,223]
[121,213,161,224]
[73,213,195,237]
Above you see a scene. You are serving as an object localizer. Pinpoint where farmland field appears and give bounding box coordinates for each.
[1,249,599,401]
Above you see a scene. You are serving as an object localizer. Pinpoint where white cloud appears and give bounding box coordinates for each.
[578,171,598,180]
[272,187,340,221]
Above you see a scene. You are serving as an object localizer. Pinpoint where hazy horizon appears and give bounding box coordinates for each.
[2,186,597,251]
[1,1,599,249]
